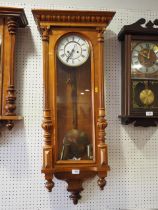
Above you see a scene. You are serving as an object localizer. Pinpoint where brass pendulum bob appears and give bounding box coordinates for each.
[139,81,155,106]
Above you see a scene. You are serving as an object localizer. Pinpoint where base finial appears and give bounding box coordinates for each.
[45,179,54,192]
[69,191,81,205]
[97,177,106,190]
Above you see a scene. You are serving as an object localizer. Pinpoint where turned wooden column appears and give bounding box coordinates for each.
[5,17,17,117]
[41,26,54,192]
[4,17,18,130]
[97,27,109,190]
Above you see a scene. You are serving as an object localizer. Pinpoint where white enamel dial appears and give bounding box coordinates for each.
[57,34,90,67]
[131,42,158,74]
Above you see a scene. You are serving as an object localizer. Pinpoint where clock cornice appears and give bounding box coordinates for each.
[0,6,28,27]
[32,9,115,29]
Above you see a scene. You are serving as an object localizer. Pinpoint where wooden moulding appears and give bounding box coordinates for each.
[119,115,158,127]
[0,7,28,27]
[0,7,28,131]
[32,9,115,204]
[32,9,115,28]
[118,18,158,41]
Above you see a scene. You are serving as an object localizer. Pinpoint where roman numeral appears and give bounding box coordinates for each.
[139,44,144,49]
[60,54,65,58]
[66,38,69,42]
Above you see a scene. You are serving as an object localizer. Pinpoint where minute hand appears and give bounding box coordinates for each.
[66,44,76,62]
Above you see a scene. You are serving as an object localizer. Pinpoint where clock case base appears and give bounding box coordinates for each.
[43,166,109,205]
[119,115,158,127]
[0,115,23,130]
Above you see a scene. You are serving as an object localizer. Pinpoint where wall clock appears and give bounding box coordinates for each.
[0,7,28,130]
[118,18,158,126]
[32,9,115,204]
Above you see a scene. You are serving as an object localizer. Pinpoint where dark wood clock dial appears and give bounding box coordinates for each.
[118,18,158,126]
[32,9,115,204]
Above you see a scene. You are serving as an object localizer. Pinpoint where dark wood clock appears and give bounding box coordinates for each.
[118,18,158,126]
[32,9,115,204]
[0,7,28,130]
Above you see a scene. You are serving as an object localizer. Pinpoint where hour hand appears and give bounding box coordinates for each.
[147,49,151,59]
[66,49,74,62]
[139,52,148,58]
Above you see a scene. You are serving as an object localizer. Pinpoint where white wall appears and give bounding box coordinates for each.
[0,1,158,210]
[2,0,158,11]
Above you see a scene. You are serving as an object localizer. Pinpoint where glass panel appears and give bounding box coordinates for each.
[131,41,158,79]
[132,80,158,109]
[56,54,93,161]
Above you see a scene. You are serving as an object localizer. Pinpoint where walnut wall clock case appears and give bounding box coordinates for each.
[32,9,115,204]
[0,7,28,130]
[118,18,158,127]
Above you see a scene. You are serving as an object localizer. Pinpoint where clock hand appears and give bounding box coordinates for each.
[66,44,77,62]
[67,48,75,62]
[139,52,148,58]
[147,49,151,59]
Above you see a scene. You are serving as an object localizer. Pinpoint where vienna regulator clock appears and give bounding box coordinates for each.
[32,9,115,204]
[118,18,158,126]
[0,7,28,130]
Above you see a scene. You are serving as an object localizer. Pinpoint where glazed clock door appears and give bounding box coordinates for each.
[131,37,158,116]
[56,33,94,161]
